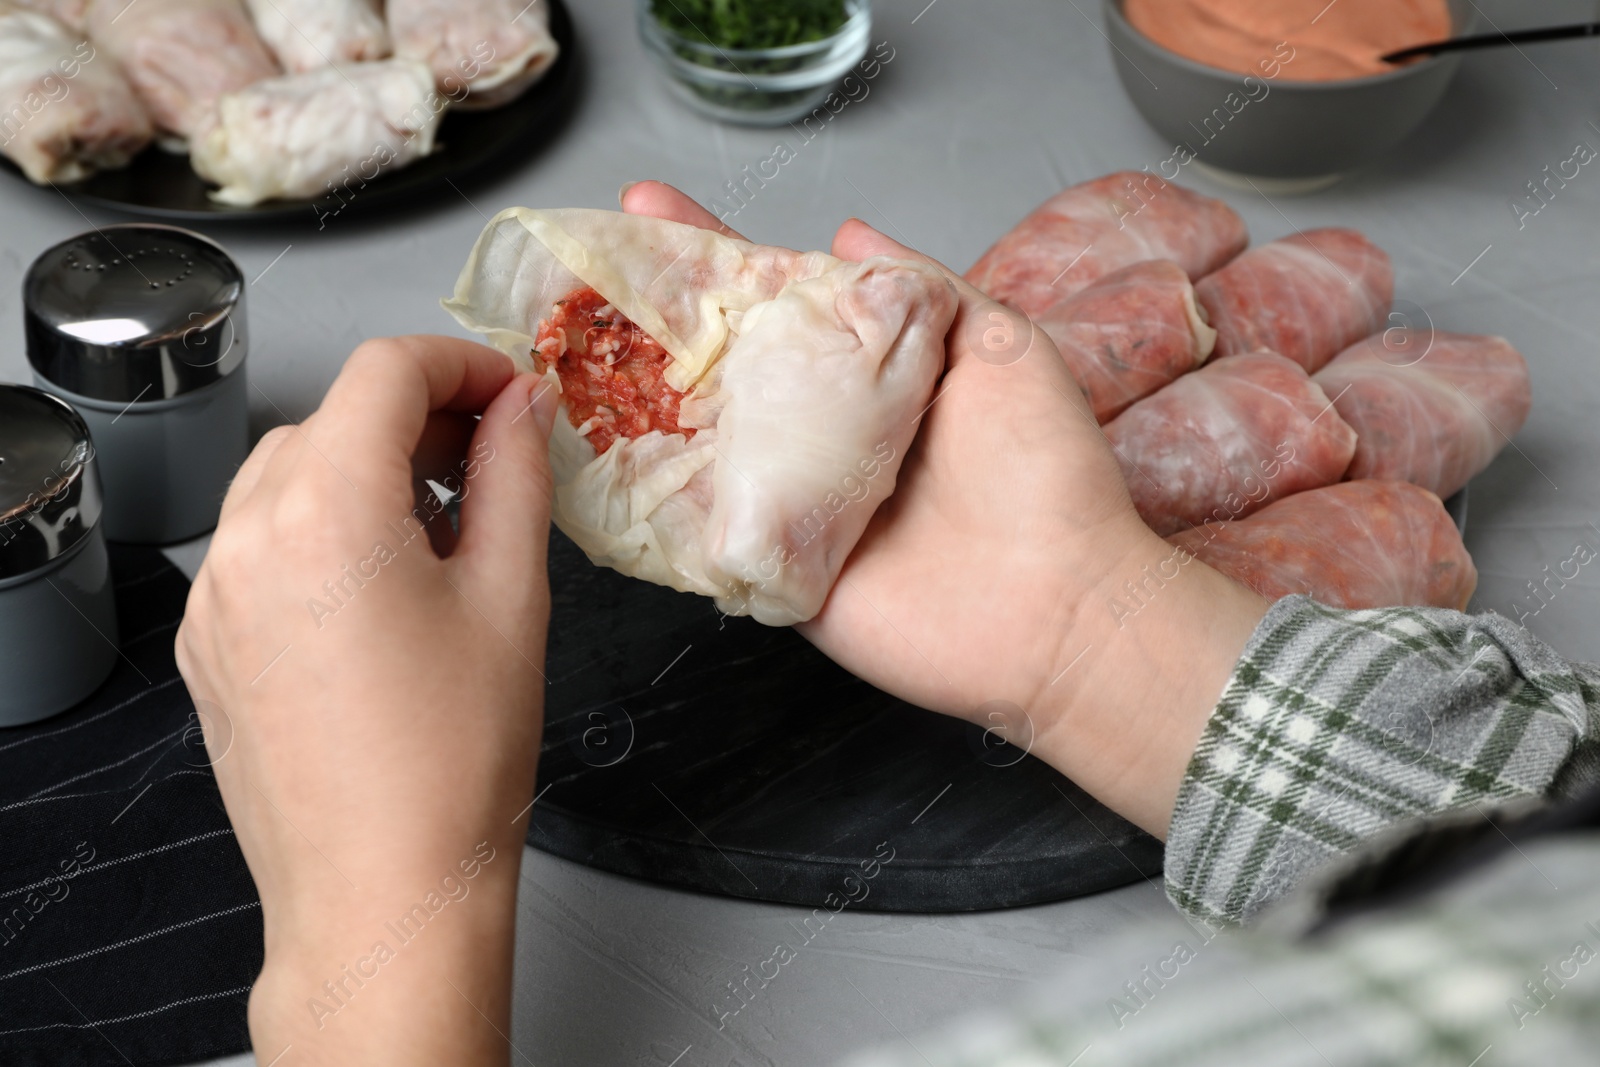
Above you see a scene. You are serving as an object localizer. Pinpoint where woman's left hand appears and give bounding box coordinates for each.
[175,335,557,1065]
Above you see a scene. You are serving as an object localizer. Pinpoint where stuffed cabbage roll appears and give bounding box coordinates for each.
[86,0,278,139]
[965,171,1248,316]
[13,0,87,31]
[1315,330,1531,500]
[1037,259,1216,423]
[243,0,388,73]
[1169,480,1477,611]
[388,0,559,110]
[0,3,152,183]
[1194,228,1393,373]
[191,59,439,206]
[444,208,958,626]
[1104,350,1358,535]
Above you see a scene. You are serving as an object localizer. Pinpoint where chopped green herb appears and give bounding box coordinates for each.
[650,0,849,51]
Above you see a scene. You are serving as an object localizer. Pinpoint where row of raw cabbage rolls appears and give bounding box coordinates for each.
[0,0,558,204]
[966,171,1531,612]
[442,173,1528,626]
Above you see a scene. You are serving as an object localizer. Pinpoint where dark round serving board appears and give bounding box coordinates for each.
[526,532,1163,914]
[0,0,578,223]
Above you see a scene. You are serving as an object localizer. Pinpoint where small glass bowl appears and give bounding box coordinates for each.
[638,0,872,126]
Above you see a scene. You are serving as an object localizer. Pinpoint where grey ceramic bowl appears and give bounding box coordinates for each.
[1104,0,1474,182]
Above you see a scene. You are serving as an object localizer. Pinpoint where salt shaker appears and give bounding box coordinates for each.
[24,225,249,545]
[0,385,119,726]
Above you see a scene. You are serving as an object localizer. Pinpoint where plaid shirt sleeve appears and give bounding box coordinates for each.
[840,599,1600,1067]
[1164,596,1600,926]
[840,831,1600,1067]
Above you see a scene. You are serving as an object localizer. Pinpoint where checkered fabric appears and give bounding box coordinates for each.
[842,838,1600,1067]
[841,598,1600,1067]
[1166,596,1600,926]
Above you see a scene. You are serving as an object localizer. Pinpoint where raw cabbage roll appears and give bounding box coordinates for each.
[13,0,87,31]
[191,59,439,206]
[1037,259,1216,423]
[444,208,958,625]
[388,0,559,110]
[1194,228,1393,373]
[1315,330,1531,500]
[1169,480,1477,610]
[86,0,278,139]
[243,0,388,73]
[965,171,1248,316]
[0,2,152,183]
[1104,350,1358,535]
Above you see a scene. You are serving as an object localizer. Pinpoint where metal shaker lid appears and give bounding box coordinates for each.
[0,385,104,580]
[24,224,246,404]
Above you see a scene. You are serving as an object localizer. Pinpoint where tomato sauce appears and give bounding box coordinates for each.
[533,287,694,455]
[1124,0,1451,81]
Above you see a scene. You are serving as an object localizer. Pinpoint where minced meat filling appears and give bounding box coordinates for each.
[533,287,694,455]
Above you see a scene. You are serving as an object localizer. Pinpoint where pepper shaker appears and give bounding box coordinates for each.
[24,225,250,545]
[0,385,119,726]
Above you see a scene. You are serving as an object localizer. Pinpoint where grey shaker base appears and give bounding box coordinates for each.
[0,532,119,727]
[35,369,249,546]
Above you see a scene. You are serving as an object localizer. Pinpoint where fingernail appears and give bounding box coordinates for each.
[618,181,640,208]
[527,375,559,437]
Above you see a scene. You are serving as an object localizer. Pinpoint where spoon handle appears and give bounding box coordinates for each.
[1383,21,1600,63]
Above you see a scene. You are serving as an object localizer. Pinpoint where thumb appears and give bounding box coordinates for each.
[831,217,925,264]
[832,219,989,305]
[450,372,559,613]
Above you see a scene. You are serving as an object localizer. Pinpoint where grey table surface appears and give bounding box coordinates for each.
[5,0,1600,1064]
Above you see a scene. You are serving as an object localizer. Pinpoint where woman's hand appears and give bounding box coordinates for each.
[623,182,1268,835]
[175,336,557,1065]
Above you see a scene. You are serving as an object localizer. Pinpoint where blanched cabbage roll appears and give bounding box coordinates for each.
[1194,228,1393,373]
[965,171,1248,317]
[1315,330,1531,500]
[445,209,958,625]
[191,59,439,206]
[0,3,152,183]
[388,0,559,110]
[243,0,388,73]
[86,0,278,139]
[13,0,87,31]
[1169,480,1477,610]
[1104,350,1358,535]
[1037,259,1216,423]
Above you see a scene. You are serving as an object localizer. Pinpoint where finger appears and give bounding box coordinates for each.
[621,180,748,240]
[831,218,994,302]
[832,219,1050,373]
[310,335,515,493]
[829,218,950,273]
[449,372,559,616]
[217,423,295,524]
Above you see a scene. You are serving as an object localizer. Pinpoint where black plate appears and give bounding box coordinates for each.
[523,485,1470,913]
[0,0,578,223]
[525,531,1163,914]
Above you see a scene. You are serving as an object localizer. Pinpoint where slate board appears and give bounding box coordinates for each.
[526,531,1164,913]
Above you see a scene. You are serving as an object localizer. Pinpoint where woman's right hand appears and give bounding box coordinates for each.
[622,181,1268,835]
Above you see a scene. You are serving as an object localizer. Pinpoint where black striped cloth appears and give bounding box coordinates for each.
[0,547,258,1066]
